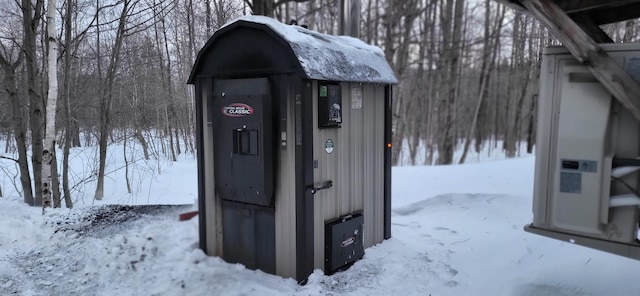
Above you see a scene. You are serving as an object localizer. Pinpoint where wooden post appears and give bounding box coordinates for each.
[520,0,640,122]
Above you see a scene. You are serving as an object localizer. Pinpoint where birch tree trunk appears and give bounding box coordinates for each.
[42,0,59,212]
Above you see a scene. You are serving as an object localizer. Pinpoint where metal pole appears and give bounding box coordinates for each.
[339,0,361,38]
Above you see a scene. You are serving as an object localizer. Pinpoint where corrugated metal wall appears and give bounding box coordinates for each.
[200,78,222,257]
[311,81,386,269]
[274,78,298,279]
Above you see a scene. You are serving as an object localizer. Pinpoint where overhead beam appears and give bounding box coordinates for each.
[495,0,640,25]
[520,0,640,122]
[557,0,640,14]
[495,0,526,11]
[572,3,640,25]
[571,14,613,43]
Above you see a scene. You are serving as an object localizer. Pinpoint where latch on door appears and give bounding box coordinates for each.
[233,128,259,155]
[308,180,333,194]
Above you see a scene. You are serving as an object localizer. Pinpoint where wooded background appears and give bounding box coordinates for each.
[0,0,636,207]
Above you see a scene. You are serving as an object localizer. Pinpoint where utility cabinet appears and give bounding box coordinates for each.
[188,16,397,281]
[529,43,640,256]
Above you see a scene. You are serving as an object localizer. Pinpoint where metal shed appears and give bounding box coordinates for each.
[187,15,397,281]
[496,0,640,259]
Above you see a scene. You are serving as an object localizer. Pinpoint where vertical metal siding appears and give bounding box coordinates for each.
[362,83,375,246]
[297,80,316,280]
[312,81,386,269]
[196,81,207,252]
[383,85,392,240]
[202,79,219,256]
[362,83,385,246]
[373,84,386,244]
[275,78,298,279]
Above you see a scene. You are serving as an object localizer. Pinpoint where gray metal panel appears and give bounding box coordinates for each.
[543,43,640,55]
[312,81,386,270]
[361,83,385,246]
[532,53,557,229]
[551,61,611,235]
[371,84,386,245]
[525,224,640,260]
[221,201,276,274]
[274,78,298,279]
[200,79,220,257]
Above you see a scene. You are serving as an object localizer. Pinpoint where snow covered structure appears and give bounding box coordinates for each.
[187,15,397,281]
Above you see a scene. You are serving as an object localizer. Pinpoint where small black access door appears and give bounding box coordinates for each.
[212,77,275,273]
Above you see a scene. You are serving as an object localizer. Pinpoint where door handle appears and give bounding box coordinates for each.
[308,180,333,194]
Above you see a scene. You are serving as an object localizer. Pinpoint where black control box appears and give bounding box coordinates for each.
[325,213,364,272]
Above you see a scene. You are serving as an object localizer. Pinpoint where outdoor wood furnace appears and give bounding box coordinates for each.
[187,16,397,281]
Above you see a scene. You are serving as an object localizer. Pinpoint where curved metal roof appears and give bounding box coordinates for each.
[189,15,397,84]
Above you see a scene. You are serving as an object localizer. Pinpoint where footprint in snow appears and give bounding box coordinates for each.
[434,226,458,235]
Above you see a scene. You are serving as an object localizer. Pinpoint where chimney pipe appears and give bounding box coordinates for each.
[339,0,361,38]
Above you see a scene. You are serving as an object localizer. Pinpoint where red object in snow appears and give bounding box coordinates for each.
[179,211,199,221]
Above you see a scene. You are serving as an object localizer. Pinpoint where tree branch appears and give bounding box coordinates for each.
[274,0,310,8]
[0,155,19,163]
[243,0,253,10]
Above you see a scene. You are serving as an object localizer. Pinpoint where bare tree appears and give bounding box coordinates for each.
[244,0,310,18]
[61,0,76,208]
[436,0,465,165]
[459,0,505,164]
[385,0,421,165]
[22,0,46,205]
[95,0,133,200]
[0,52,32,205]
[504,13,533,157]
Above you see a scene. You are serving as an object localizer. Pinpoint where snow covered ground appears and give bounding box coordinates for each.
[1,143,639,296]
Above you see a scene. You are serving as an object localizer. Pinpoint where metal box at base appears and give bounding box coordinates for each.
[325,214,364,272]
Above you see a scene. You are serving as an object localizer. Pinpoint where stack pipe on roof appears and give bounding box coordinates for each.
[339,0,360,38]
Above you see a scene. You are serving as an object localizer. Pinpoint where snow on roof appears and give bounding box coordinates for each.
[226,15,398,84]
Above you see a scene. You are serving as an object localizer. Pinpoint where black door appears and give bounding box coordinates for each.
[212,77,276,273]
[212,78,274,207]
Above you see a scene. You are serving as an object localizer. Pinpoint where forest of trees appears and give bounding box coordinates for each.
[0,0,638,208]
